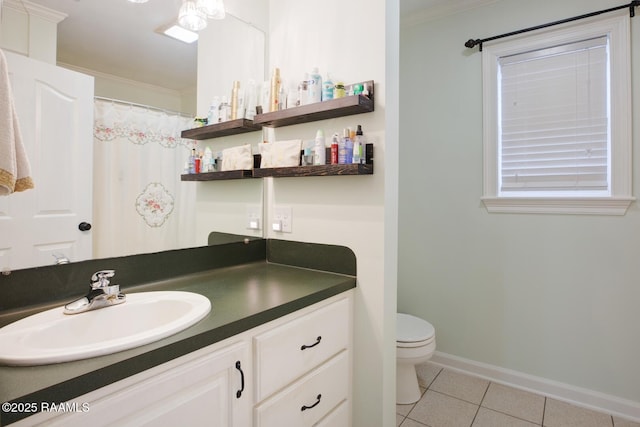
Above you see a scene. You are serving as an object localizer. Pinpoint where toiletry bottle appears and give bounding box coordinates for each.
[195,152,201,173]
[231,81,240,120]
[237,86,246,119]
[188,148,196,174]
[298,73,309,106]
[203,147,213,172]
[218,96,230,122]
[330,133,339,164]
[207,97,220,125]
[287,81,299,109]
[322,73,334,101]
[339,128,353,165]
[245,79,257,119]
[353,125,365,164]
[314,129,326,165]
[308,67,322,104]
[278,83,285,110]
[269,68,281,112]
[334,82,346,98]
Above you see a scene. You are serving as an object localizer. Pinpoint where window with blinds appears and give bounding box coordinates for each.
[481,13,632,215]
[498,36,609,195]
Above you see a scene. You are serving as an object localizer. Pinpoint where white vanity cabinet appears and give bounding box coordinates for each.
[11,291,353,427]
[15,341,252,427]
[253,295,353,426]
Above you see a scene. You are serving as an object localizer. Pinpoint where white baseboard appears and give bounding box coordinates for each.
[430,351,640,423]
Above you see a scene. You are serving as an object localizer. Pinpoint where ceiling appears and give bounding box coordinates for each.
[27,0,198,92]
[15,0,483,93]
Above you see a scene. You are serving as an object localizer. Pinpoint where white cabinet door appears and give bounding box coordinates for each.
[26,341,251,427]
[0,50,93,271]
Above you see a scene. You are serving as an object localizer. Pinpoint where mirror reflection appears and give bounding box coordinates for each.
[0,0,266,271]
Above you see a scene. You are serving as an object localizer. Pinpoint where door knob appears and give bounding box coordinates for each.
[78,222,92,231]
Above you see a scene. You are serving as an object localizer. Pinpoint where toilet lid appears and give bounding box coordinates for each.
[397,313,435,343]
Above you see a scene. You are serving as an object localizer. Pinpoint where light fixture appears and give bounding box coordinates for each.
[161,24,199,44]
[178,0,207,32]
[197,0,225,20]
[127,0,149,3]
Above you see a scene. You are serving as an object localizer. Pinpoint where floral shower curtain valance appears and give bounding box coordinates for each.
[93,99,196,259]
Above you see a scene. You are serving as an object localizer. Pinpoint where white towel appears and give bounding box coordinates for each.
[0,49,34,195]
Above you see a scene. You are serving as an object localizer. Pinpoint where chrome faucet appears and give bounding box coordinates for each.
[63,270,126,315]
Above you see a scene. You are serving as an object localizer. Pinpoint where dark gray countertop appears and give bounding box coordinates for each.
[0,260,355,425]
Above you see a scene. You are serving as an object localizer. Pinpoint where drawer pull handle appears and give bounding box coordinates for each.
[235,361,245,398]
[300,336,322,350]
[301,394,322,411]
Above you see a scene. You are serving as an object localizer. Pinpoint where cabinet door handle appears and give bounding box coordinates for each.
[300,336,322,350]
[301,394,322,411]
[235,361,245,398]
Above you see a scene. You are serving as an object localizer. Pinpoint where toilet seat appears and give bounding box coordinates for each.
[397,313,435,348]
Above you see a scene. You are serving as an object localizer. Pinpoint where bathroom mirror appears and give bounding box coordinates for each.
[0,0,267,271]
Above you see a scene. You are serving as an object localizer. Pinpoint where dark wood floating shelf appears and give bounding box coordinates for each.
[181,144,374,181]
[181,170,254,181]
[253,163,373,178]
[181,118,262,140]
[253,80,374,128]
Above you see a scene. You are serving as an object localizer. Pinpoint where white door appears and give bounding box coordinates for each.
[0,50,93,271]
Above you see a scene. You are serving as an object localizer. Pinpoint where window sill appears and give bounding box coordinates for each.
[481,197,635,215]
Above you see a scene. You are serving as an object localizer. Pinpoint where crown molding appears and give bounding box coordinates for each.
[3,0,67,23]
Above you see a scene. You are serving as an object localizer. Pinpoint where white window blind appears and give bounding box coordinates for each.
[498,36,609,194]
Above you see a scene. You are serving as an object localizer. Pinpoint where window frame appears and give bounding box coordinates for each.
[481,12,634,215]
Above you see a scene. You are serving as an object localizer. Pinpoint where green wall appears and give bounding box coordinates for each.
[399,0,640,404]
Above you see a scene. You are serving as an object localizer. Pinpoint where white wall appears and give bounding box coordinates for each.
[265,1,392,426]
[399,0,640,414]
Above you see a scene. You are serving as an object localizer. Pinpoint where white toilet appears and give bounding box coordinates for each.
[396,313,436,404]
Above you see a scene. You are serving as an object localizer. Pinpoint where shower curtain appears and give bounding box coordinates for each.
[93,99,196,259]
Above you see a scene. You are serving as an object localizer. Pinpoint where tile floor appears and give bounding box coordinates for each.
[396,362,640,427]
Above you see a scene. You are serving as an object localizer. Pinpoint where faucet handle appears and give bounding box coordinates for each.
[91,270,115,289]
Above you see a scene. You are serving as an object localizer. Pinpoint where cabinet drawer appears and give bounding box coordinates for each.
[315,399,350,427]
[254,297,350,400]
[254,351,349,427]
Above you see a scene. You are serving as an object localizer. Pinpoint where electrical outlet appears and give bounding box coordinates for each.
[246,205,261,230]
[273,206,292,233]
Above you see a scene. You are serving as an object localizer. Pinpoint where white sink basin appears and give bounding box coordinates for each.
[0,291,211,366]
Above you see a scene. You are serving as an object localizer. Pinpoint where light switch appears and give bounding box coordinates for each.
[273,206,292,233]
[246,205,262,230]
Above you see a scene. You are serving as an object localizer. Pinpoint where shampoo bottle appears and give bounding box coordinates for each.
[314,129,326,165]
